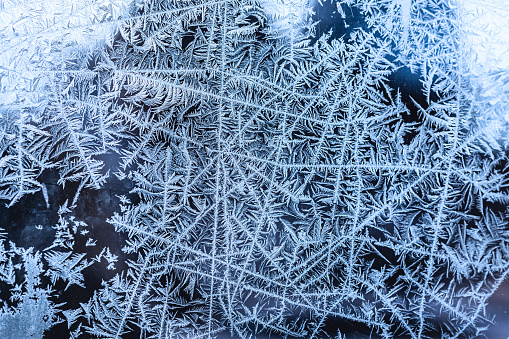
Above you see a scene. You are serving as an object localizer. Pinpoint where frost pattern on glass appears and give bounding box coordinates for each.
[0,0,509,338]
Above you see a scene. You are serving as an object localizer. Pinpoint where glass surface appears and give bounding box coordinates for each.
[0,0,508,338]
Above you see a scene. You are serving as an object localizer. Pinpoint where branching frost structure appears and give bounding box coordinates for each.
[0,0,508,338]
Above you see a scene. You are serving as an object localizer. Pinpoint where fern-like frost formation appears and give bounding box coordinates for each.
[0,0,509,338]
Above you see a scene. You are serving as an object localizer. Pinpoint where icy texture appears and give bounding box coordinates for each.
[0,0,509,338]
